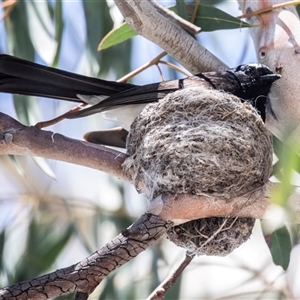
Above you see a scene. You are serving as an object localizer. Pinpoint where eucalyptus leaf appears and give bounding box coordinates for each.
[6,1,35,60]
[83,0,113,72]
[25,1,57,64]
[8,155,26,178]
[187,5,250,31]
[52,0,64,67]
[176,0,188,20]
[32,156,56,180]
[0,230,5,272]
[266,226,292,270]
[296,5,300,17]
[98,22,136,51]
[14,220,73,281]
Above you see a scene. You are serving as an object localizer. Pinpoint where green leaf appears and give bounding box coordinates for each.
[14,219,73,282]
[98,22,137,51]
[7,1,35,60]
[52,0,64,67]
[188,5,250,31]
[83,0,113,67]
[265,226,292,270]
[176,0,188,20]
[13,95,36,125]
[25,1,57,62]
[0,230,5,272]
[296,5,300,17]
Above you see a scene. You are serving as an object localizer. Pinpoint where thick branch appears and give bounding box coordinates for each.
[149,183,300,224]
[0,213,173,300]
[149,184,270,224]
[0,112,128,180]
[113,0,228,73]
[2,112,300,222]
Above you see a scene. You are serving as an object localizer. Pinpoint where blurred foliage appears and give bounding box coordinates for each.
[0,0,299,299]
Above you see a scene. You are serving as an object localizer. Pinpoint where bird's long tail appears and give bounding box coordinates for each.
[0,54,134,102]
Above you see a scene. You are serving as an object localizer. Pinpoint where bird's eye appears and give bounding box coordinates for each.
[242,66,255,76]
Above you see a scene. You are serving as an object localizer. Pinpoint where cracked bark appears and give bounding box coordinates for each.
[0,214,173,300]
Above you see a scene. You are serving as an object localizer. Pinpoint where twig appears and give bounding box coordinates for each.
[0,0,17,21]
[34,103,86,129]
[237,0,300,19]
[117,51,168,83]
[158,60,191,76]
[146,251,195,300]
[190,0,201,24]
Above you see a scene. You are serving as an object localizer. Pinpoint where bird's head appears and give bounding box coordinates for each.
[227,64,281,121]
[227,63,281,99]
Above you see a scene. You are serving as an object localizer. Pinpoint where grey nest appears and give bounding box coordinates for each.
[123,86,272,256]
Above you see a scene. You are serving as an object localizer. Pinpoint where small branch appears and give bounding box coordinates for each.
[147,252,195,300]
[237,0,300,19]
[0,213,173,300]
[34,103,86,129]
[113,0,228,73]
[0,112,128,180]
[117,51,168,82]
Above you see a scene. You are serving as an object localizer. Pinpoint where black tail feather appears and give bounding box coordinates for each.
[0,54,135,102]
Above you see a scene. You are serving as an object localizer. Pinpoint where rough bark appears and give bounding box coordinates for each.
[0,214,172,300]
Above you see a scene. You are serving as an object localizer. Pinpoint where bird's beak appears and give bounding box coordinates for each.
[260,73,281,83]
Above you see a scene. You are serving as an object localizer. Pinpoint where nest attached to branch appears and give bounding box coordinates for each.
[123,86,272,256]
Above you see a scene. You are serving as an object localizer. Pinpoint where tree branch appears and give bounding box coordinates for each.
[0,213,173,300]
[0,112,128,180]
[2,112,300,223]
[149,184,270,224]
[113,0,228,73]
[147,252,195,300]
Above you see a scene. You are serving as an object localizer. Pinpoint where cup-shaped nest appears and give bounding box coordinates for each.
[123,86,272,255]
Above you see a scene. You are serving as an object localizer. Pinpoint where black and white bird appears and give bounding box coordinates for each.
[0,55,280,147]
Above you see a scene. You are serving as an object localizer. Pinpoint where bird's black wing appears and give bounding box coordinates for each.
[0,54,135,102]
[67,76,215,118]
